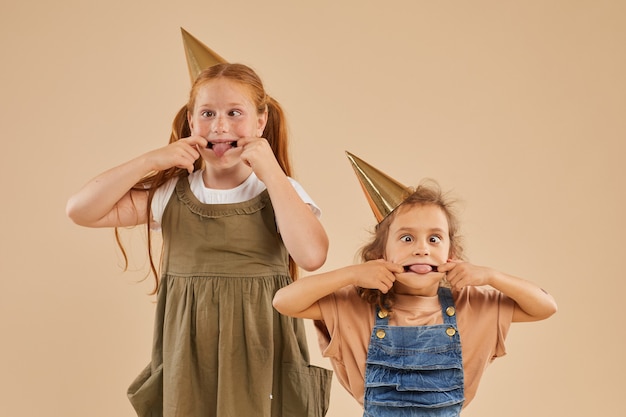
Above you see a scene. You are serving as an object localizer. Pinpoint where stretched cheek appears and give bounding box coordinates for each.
[192,121,210,137]
[232,118,256,137]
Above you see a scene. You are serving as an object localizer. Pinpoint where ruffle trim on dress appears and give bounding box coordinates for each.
[175,176,270,219]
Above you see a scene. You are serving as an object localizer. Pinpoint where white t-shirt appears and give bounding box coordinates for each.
[151,170,321,228]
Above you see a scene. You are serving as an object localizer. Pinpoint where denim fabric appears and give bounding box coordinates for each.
[363,287,464,417]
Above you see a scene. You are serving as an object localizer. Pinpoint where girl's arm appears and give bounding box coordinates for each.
[66,136,206,228]
[263,171,328,271]
[273,260,402,320]
[440,262,558,322]
[238,137,328,271]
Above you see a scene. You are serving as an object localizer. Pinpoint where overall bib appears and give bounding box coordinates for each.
[363,287,464,417]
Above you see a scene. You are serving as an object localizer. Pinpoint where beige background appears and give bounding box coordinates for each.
[1,1,624,416]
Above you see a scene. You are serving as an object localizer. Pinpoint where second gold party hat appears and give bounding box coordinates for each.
[346,151,410,223]
[181,27,227,83]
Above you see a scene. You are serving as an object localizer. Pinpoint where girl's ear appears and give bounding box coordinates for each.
[187,111,194,132]
[257,108,268,137]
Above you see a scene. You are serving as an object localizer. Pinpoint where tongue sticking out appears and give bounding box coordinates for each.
[405,264,437,274]
[209,142,235,157]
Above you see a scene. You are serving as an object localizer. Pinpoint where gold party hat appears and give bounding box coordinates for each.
[181,27,227,83]
[346,151,410,222]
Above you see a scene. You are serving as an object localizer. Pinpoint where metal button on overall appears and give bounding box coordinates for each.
[364,288,465,416]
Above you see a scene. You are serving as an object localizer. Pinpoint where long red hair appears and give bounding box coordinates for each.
[117,63,296,294]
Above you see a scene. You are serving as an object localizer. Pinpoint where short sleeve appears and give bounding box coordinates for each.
[150,177,177,229]
[288,177,322,218]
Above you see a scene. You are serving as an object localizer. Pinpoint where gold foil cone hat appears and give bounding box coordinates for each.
[181,27,227,83]
[346,151,410,223]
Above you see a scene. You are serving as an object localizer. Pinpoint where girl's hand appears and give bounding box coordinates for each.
[352,260,403,293]
[67,135,204,228]
[273,259,402,320]
[237,135,328,270]
[438,261,494,290]
[147,136,207,174]
[237,137,282,181]
[440,261,558,322]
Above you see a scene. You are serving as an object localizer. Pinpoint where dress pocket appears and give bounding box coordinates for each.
[127,363,163,417]
[281,363,333,417]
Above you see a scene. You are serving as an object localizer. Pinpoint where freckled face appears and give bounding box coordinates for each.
[187,78,267,164]
[385,204,451,295]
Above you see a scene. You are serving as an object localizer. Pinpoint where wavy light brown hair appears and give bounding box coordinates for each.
[117,63,295,294]
[357,179,466,312]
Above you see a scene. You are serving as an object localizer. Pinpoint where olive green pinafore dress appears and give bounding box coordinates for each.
[127,177,332,417]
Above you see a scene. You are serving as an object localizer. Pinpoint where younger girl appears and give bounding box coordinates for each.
[67,63,332,417]
[273,180,557,416]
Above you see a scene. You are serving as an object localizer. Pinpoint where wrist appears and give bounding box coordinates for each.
[487,269,505,288]
[342,265,360,287]
[133,153,158,176]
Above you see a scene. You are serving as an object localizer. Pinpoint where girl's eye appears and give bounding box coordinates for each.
[400,235,413,243]
[229,110,242,117]
[429,235,442,244]
[200,110,214,117]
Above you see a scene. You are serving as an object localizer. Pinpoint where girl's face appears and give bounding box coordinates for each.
[188,78,267,165]
[385,204,451,296]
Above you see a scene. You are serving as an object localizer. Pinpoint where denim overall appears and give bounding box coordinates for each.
[363,287,464,417]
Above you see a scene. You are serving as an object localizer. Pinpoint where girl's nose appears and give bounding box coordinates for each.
[212,117,228,133]
[413,242,429,256]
